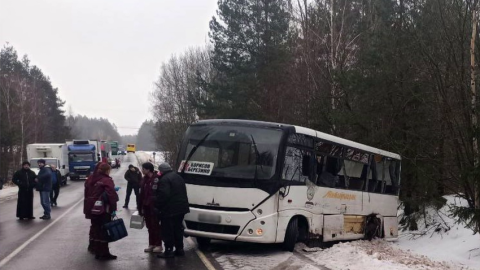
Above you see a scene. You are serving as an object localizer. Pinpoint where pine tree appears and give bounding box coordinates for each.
[201,0,292,120]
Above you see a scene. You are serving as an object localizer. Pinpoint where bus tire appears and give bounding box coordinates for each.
[196,237,211,250]
[283,218,299,252]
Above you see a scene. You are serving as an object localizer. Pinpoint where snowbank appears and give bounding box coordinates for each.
[302,195,478,270]
[135,151,165,168]
[304,240,463,270]
[396,196,480,269]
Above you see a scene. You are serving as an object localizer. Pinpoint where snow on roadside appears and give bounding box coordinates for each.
[396,196,480,269]
[135,151,165,169]
[136,151,164,165]
[304,240,466,270]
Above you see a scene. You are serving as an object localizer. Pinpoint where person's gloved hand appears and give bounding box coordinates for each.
[111,211,116,217]
[114,186,121,191]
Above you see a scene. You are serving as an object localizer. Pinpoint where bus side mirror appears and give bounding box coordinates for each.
[302,155,311,176]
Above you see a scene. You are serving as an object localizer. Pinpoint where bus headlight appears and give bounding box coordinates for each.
[256,228,263,235]
[248,229,254,235]
[257,209,263,215]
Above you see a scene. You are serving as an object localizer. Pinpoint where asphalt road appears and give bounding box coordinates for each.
[0,154,209,270]
[0,153,330,270]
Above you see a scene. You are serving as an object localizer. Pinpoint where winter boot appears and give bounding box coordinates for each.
[152,246,163,253]
[157,249,175,259]
[144,245,155,252]
[175,249,185,257]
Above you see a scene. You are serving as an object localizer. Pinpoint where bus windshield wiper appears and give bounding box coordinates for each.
[250,135,264,181]
[181,133,210,174]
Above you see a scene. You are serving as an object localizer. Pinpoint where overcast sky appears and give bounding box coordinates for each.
[0,0,217,135]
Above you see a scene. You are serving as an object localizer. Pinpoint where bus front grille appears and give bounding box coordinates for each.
[185,221,240,235]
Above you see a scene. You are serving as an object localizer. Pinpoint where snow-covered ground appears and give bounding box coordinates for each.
[304,240,464,270]
[396,196,480,269]
[304,195,478,270]
[135,151,165,168]
[0,185,18,203]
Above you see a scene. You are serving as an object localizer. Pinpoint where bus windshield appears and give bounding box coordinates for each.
[180,125,283,180]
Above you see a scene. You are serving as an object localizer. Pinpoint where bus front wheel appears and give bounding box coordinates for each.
[196,237,211,250]
[283,218,299,252]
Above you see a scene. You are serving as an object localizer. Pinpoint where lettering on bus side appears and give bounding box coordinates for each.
[322,191,356,200]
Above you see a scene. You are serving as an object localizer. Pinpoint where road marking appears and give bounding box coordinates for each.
[0,197,84,268]
[187,238,216,270]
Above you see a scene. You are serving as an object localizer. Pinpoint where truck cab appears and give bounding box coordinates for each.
[67,140,97,180]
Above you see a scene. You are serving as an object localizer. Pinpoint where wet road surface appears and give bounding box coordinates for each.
[0,154,208,270]
[0,153,329,270]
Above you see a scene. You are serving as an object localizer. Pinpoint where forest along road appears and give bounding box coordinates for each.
[0,154,208,270]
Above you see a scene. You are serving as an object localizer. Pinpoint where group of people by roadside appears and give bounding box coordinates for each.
[83,161,189,261]
[12,160,63,220]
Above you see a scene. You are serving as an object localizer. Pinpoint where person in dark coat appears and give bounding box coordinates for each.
[12,161,37,220]
[49,164,62,207]
[35,159,52,220]
[123,164,142,208]
[139,162,163,253]
[84,163,119,260]
[154,162,190,258]
[84,162,103,254]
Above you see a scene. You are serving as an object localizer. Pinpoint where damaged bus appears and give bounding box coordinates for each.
[179,119,401,251]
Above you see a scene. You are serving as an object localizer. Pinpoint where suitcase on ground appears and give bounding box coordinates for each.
[130,211,145,229]
[103,217,128,242]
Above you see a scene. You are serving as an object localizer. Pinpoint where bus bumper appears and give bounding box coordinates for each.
[184,208,278,243]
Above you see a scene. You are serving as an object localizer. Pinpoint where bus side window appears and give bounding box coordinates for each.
[283,147,312,184]
[316,156,339,188]
[379,158,401,195]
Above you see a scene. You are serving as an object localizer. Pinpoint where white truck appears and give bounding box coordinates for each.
[26,143,69,185]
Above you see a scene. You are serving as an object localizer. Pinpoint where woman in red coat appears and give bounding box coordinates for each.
[84,162,102,254]
[84,163,119,260]
[139,162,163,253]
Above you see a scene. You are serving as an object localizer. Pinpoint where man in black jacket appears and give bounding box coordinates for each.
[36,159,52,220]
[12,161,37,220]
[49,164,62,207]
[154,163,190,258]
[123,164,142,209]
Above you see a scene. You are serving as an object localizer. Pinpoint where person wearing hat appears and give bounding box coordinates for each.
[154,162,190,258]
[12,161,37,220]
[35,159,52,220]
[123,164,142,208]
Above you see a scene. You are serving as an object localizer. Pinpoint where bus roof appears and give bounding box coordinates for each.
[194,119,401,160]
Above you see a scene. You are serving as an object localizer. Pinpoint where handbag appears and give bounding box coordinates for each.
[103,216,128,242]
[130,211,145,229]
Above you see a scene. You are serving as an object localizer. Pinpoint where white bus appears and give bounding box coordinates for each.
[179,120,401,251]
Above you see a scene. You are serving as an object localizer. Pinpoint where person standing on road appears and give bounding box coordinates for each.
[35,159,52,220]
[123,164,142,208]
[154,163,190,258]
[139,162,163,253]
[12,161,37,220]
[85,163,119,260]
[49,164,62,207]
[84,162,103,254]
